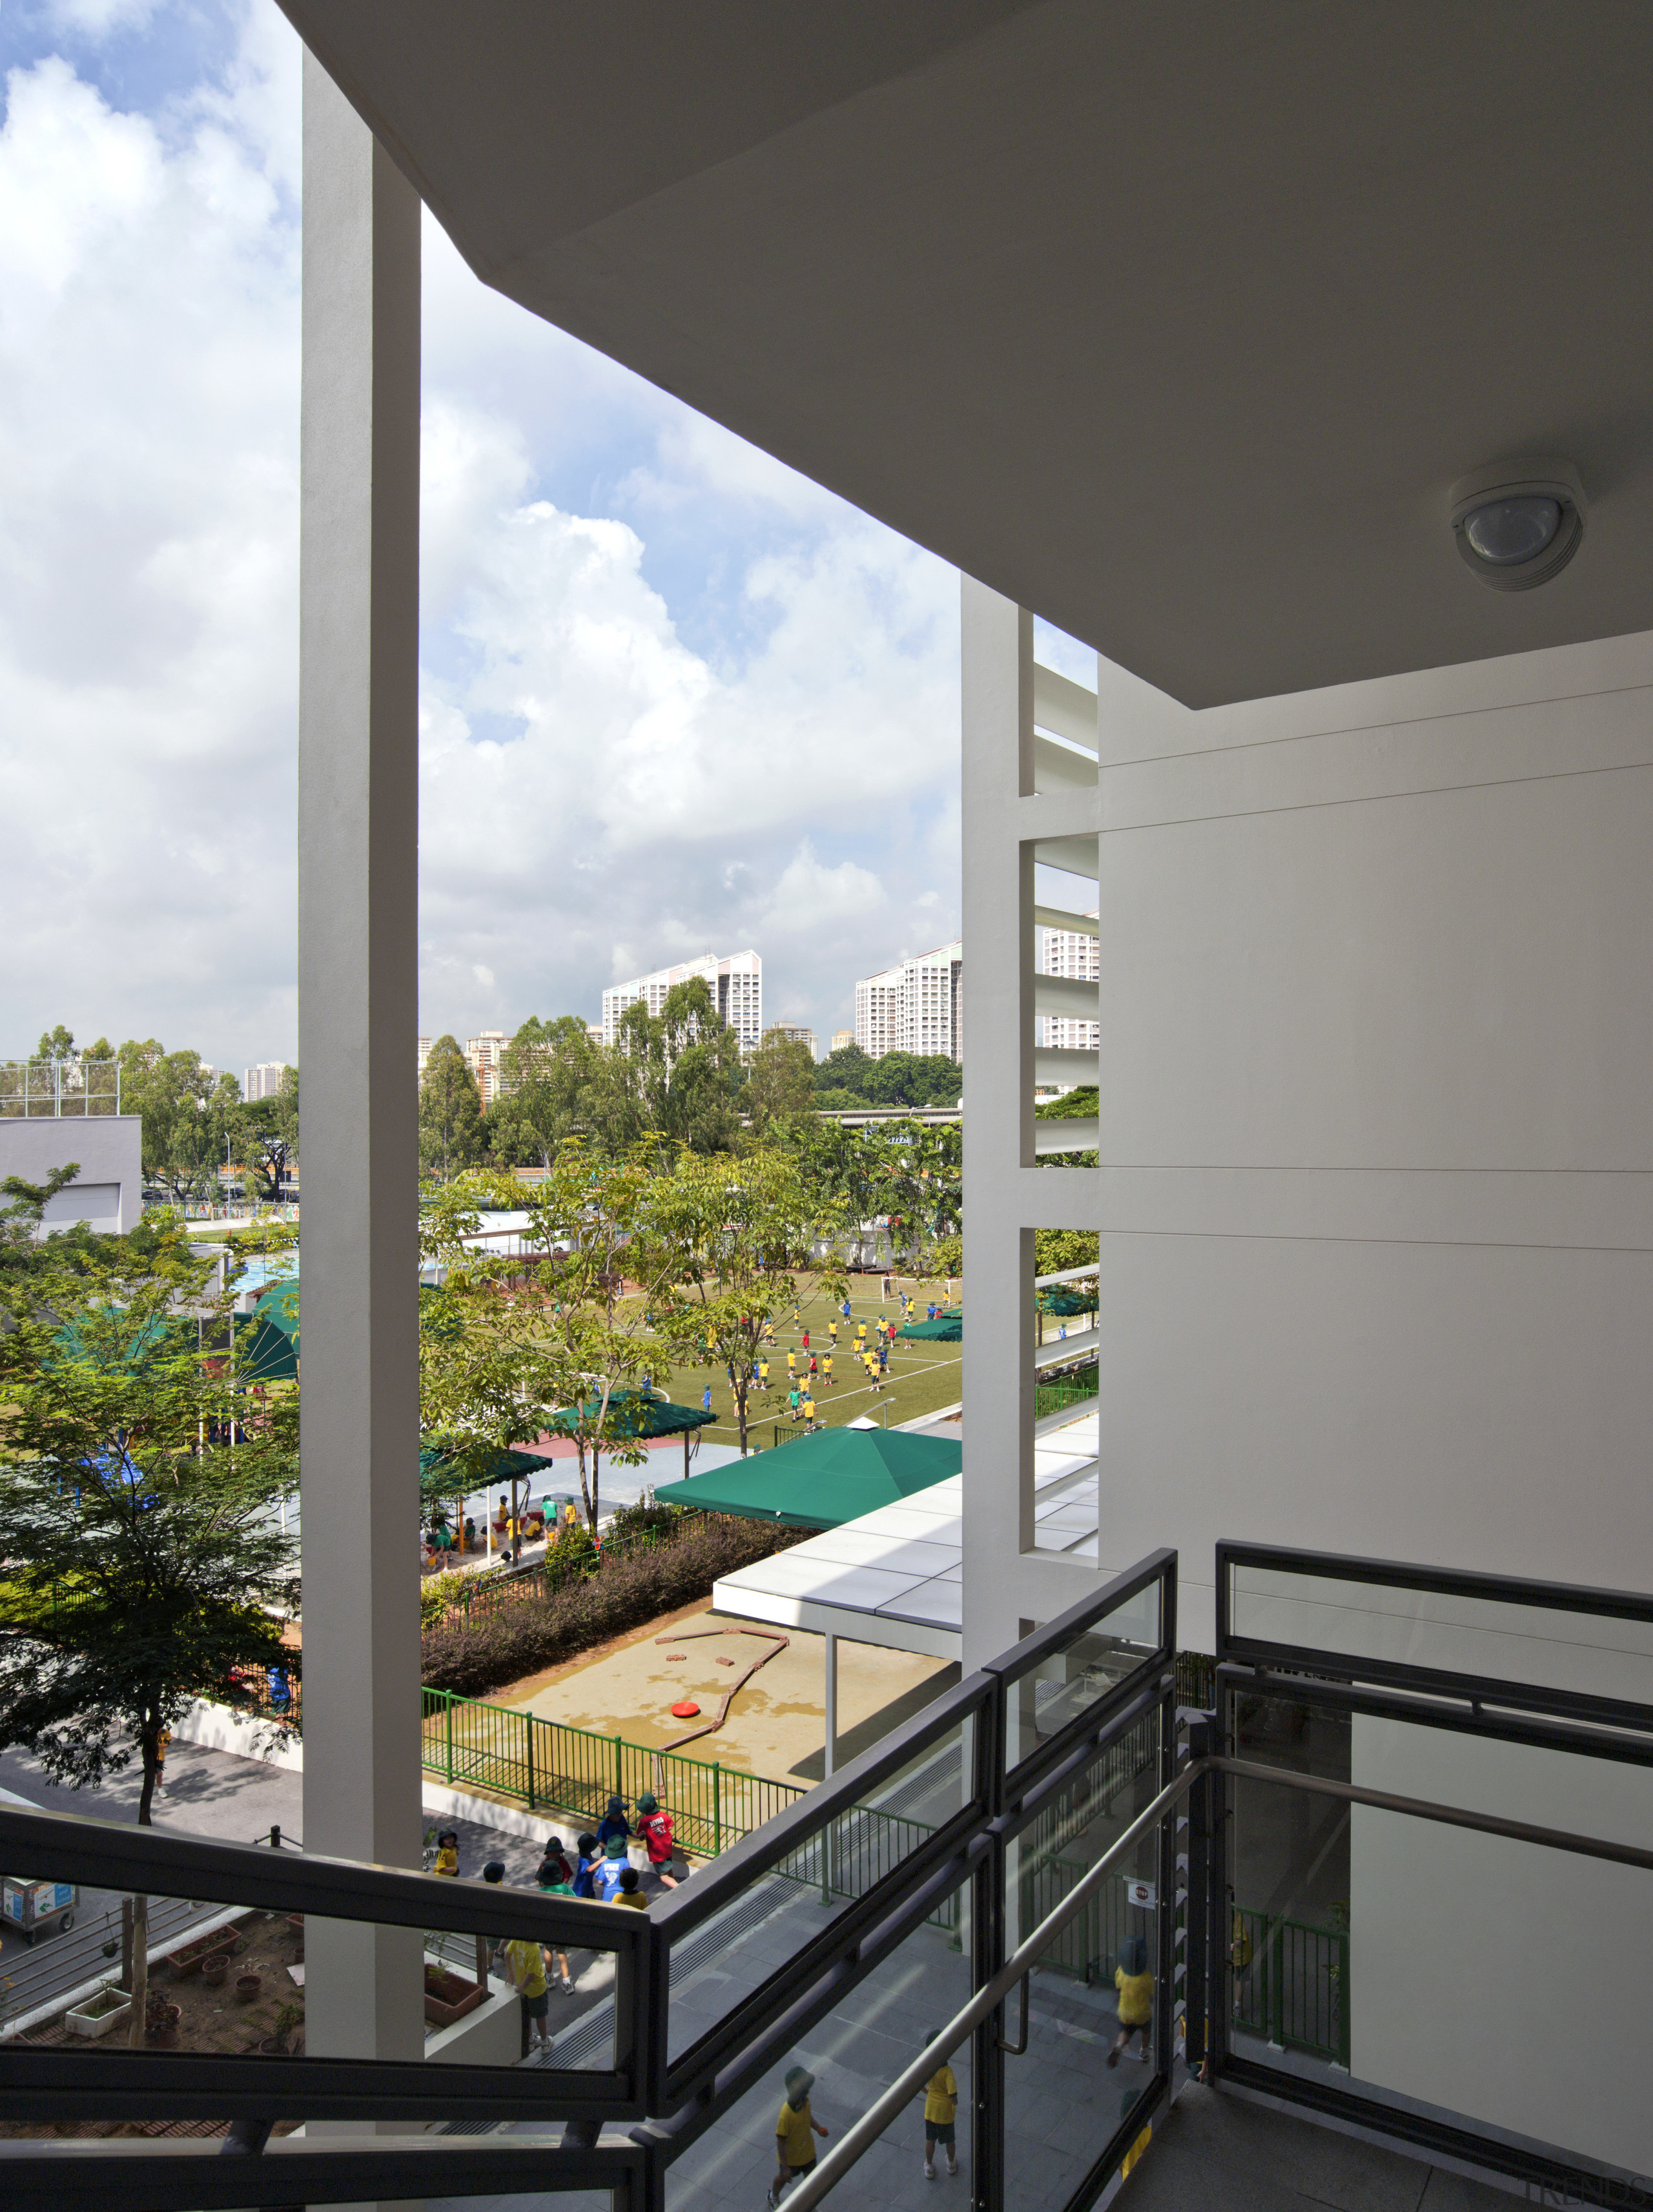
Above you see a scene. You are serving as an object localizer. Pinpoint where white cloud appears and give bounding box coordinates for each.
[0,21,302,1068]
[45,0,162,36]
[0,8,963,1069]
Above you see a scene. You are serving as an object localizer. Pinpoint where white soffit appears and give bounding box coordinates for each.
[288,1,1653,705]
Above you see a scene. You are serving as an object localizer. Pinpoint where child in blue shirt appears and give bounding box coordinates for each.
[594,1838,630,1901]
[597,1795,631,1849]
[571,1834,601,1898]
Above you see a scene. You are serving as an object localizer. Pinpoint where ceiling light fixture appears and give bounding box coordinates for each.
[1450,458,1586,592]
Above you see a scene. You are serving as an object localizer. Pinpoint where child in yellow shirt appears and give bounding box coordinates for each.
[918,2032,959,2180]
[1108,1933,1153,2065]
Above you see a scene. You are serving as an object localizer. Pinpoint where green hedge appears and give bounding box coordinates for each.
[419,1511,806,1699]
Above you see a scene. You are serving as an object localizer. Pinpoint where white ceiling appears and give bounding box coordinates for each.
[286,1,1653,705]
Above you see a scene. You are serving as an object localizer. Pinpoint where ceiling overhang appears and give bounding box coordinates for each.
[283,1,1653,706]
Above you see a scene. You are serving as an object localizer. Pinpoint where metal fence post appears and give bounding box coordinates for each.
[526,1714,537,1811]
[712,1762,722,1857]
[446,1693,454,1784]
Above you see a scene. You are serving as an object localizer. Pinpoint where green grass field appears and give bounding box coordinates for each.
[645,1274,962,1451]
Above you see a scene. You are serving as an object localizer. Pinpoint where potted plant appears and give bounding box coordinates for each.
[258,2000,304,2056]
[145,1992,182,2044]
[423,1960,486,2027]
[65,1983,132,2041]
[234,1970,263,2003]
[201,1952,232,1987]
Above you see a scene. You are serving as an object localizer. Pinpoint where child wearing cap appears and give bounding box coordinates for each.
[597,1795,631,1849]
[534,1848,575,1992]
[635,1792,682,1888]
[431,1830,460,1877]
[571,1835,601,1898]
[611,1867,648,1910]
[593,1837,630,1902]
[1108,1934,1153,2065]
[767,2065,828,2206]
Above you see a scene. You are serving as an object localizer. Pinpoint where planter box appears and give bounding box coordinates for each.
[424,1968,486,2027]
[169,1924,245,1979]
[65,1988,132,2041]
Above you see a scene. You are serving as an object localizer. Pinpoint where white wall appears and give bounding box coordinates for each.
[0,1115,142,1234]
[963,614,1653,1663]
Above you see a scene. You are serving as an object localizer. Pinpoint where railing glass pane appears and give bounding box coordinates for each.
[1003,1582,1160,1776]
[1227,1699,1653,2191]
[1003,1712,1165,2212]
[666,1873,972,2211]
[665,1714,973,2066]
[0,1865,621,2105]
[1227,1561,1653,1710]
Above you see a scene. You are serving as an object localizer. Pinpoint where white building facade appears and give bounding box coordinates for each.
[853,940,963,1062]
[243,1061,291,1100]
[601,950,763,1053]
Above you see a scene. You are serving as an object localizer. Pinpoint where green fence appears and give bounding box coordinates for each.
[421,1686,956,1929]
[1034,1363,1098,1420]
[1014,1709,1159,1977]
[1232,1906,1349,2066]
[421,1688,806,1858]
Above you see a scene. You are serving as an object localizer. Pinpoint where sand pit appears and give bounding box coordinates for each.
[513,1607,955,1783]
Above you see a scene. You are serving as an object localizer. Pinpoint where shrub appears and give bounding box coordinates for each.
[420,1513,806,1699]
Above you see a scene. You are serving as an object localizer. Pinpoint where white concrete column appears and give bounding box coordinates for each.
[298,47,423,2072]
[823,1632,838,1777]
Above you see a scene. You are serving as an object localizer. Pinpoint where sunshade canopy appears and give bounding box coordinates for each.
[899,1313,962,1342]
[419,1445,547,1506]
[548,1389,715,1440]
[653,1425,961,1530]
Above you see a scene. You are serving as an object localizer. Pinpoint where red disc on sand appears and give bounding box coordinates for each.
[670,1700,701,1719]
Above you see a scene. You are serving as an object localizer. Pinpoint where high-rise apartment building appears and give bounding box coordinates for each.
[766,1023,816,1059]
[830,1029,854,1053]
[1037,910,1099,1053]
[464,1029,508,1108]
[601,951,763,1054]
[854,941,963,1062]
[243,1062,291,1100]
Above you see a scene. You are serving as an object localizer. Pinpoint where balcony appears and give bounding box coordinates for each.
[2,1541,1648,2211]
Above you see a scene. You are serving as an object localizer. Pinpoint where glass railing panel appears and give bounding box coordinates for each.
[1227,1559,1653,1709]
[1003,1717,1166,2212]
[1003,1581,1161,1777]
[665,1713,974,2066]
[1226,1711,1653,2189]
[666,1873,973,2210]
[0,1865,621,2100]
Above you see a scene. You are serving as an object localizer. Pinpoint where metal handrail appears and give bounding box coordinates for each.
[785,1745,1653,2210]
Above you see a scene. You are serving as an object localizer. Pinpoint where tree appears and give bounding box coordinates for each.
[590,978,745,1157]
[646,1145,847,1455]
[744,1028,818,1134]
[419,1037,484,1181]
[489,1015,598,1168]
[0,1224,299,1820]
[419,1153,675,1532]
[236,1067,298,1205]
[815,1040,876,1096]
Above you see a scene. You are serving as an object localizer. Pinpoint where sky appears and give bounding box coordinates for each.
[0,0,1095,1080]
